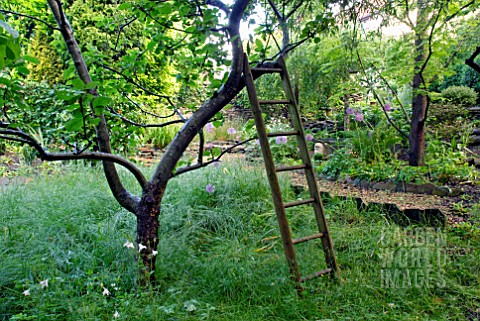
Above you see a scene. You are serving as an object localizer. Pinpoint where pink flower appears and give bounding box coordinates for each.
[206,184,215,193]
[227,127,237,135]
[355,113,364,122]
[205,143,214,150]
[205,122,214,133]
[275,136,288,144]
[305,134,314,141]
[346,107,354,115]
[383,103,392,111]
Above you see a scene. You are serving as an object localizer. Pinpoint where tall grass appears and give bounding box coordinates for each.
[1,162,479,320]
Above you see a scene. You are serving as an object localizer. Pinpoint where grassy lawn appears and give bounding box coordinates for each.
[1,161,479,320]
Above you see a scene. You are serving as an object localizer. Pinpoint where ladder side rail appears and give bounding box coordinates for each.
[277,55,340,274]
[243,54,301,283]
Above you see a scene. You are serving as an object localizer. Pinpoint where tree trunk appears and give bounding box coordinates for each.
[135,185,164,285]
[408,0,429,166]
[408,90,427,166]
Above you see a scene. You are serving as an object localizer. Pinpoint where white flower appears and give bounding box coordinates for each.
[152,250,158,256]
[388,303,394,307]
[138,243,147,252]
[102,287,110,296]
[113,311,120,318]
[123,241,134,249]
[39,279,48,288]
[22,289,30,296]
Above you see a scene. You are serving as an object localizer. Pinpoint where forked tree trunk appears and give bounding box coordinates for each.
[48,0,250,285]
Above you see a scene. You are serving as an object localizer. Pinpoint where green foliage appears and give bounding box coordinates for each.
[318,122,476,184]
[348,125,401,163]
[441,85,478,107]
[142,123,181,149]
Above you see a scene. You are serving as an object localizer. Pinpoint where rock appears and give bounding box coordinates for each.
[314,142,333,157]
[432,186,450,197]
[448,187,463,197]
[372,181,396,191]
[359,179,370,188]
[469,135,480,146]
[405,183,436,195]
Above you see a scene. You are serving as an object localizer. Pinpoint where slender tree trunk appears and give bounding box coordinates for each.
[408,1,429,166]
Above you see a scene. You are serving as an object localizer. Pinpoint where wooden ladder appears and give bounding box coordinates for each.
[243,53,339,289]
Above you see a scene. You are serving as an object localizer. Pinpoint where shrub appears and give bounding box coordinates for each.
[441,86,478,107]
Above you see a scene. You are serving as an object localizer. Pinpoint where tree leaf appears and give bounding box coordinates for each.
[65,117,84,131]
[92,96,112,108]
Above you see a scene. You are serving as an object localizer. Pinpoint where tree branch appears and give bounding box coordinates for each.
[48,0,139,214]
[356,51,409,139]
[466,46,480,73]
[123,94,177,119]
[114,16,137,51]
[205,0,230,15]
[446,0,475,22]
[99,63,178,109]
[174,137,255,176]
[0,129,147,190]
[108,108,185,128]
[0,9,61,31]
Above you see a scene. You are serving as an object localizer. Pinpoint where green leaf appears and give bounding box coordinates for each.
[0,77,10,86]
[118,3,131,10]
[67,78,85,90]
[65,118,84,131]
[212,147,221,157]
[84,81,98,90]
[56,90,79,100]
[63,65,76,80]
[89,118,101,126]
[92,96,112,108]
[158,3,172,15]
[23,55,39,64]
[255,39,263,50]
[185,26,197,33]
[72,108,83,118]
[16,65,30,75]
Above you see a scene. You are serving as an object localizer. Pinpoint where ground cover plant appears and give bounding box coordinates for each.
[1,161,479,320]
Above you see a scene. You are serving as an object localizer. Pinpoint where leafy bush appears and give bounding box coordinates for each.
[346,123,402,164]
[441,86,477,107]
[317,124,477,184]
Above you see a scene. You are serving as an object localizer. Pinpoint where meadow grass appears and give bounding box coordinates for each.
[1,161,479,320]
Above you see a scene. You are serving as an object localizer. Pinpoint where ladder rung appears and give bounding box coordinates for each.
[292,233,325,245]
[283,198,315,208]
[267,130,298,137]
[252,67,283,73]
[275,164,307,172]
[259,100,291,105]
[300,268,332,282]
